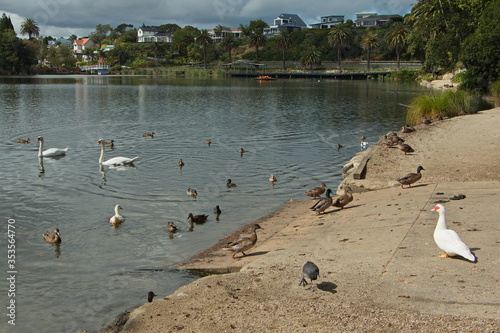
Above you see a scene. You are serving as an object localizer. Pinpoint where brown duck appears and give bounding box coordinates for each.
[223,224,262,259]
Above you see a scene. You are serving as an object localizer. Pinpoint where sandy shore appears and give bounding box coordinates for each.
[97,108,500,333]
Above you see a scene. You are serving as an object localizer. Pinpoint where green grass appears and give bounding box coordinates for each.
[489,80,500,107]
[405,90,482,125]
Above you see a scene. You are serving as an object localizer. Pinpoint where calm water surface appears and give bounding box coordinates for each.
[0,75,430,332]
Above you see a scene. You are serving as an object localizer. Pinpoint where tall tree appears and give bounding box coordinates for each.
[0,13,15,33]
[248,29,266,62]
[327,23,353,72]
[20,18,40,39]
[361,32,379,71]
[196,29,212,68]
[220,33,238,63]
[213,25,225,41]
[386,22,408,71]
[275,30,293,70]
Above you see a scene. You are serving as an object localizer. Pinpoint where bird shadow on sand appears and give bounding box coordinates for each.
[324,204,364,214]
[240,251,269,258]
[403,183,429,189]
[317,281,337,293]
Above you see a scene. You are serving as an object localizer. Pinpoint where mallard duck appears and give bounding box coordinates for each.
[109,204,125,226]
[143,132,155,138]
[397,142,415,155]
[226,179,237,188]
[432,204,475,262]
[390,133,404,144]
[401,125,415,133]
[187,213,208,224]
[310,188,333,214]
[214,205,222,220]
[269,175,277,183]
[434,113,444,121]
[43,228,61,243]
[178,159,184,168]
[36,136,69,157]
[299,261,320,290]
[98,139,138,166]
[332,186,353,210]
[223,224,262,259]
[336,143,343,151]
[187,187,197,197]
[16,138,30,143]
[166,221,177,233]
[205,139,211,146]
[304,183,327,199]
[147,291,156,303]
[104,140,115,148]
[397,166,425,188]
[239,148,246,156]
[422,116,432,125]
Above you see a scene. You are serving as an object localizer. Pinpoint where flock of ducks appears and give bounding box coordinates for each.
[32,125,475,277]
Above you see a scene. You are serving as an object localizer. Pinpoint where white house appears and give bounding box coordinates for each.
[73,37,96,54]
[310,15,345,29]
[208,27,242,43]
[137,25,172,43]
[263,14,307,38]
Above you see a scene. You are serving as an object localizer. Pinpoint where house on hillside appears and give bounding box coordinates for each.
[137,25,173,43]
[263,13,307,38]
[208,27,242,43]
[48,37,72,48]
[310,15,345,29]
[73,38,96,54]
[355,13,402,27]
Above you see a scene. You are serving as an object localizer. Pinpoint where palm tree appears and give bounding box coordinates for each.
[220,33,238,63]
[196,29,212,68]
[20,18,40,39]
[248,30,266,62]
[213,25,225,42]
[300,46,322,70]
[360,32,379,71]
[327,23,353,72]
[275,31,293,70]
[386,22,408,70]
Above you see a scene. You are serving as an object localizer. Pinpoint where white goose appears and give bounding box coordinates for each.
[109,204,125,226]
[432,204,476,262]
[36,136,69,157]
[98,139,138,166]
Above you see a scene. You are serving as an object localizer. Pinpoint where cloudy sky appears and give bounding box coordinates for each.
[2,0,414,38]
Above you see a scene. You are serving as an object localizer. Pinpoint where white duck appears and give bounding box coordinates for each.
[109,204,125,226]
[98,139,138,166]
[36,136,69,157]
[432,204,476,262]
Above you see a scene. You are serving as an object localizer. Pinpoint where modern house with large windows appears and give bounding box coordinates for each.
[263,13,307,38]
[355,13,402,27]
[310,15,345,29]
[208,27,242,43]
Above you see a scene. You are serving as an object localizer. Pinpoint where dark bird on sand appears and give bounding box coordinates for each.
[397,142,415,155]
[310,189,333,214]
[397,166,425,189]
[299,261,320,290]
[332,186,353,210]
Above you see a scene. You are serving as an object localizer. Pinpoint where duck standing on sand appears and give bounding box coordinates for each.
[109,204,125,226]
[43,228,61,243]
[401,125,415,133]
[299,261,320,291]
[223,224,262,259]
[397,166,425,188]
[304,183,327,199]
[432,204,476,262]
[397,142,415,155]
[332,186,353,210]
[310,189,333,214]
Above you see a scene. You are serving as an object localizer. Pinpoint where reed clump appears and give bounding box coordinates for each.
[405,90,482,125]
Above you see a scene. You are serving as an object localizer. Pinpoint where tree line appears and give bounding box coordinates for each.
[1,0,499,93]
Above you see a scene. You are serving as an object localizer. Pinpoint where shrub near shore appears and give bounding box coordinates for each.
[405,90,486,125]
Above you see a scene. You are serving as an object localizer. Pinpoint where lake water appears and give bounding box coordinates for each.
[0,75,430,333]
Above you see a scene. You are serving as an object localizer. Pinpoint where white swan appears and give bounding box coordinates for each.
[109,204,125,225]
[36,136,69,157]
[432,204,476,262]
[98,139,138,166]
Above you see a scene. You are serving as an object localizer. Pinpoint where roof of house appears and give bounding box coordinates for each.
[139,25,162,32]
[275,13,307,27]
[75,38,91,46]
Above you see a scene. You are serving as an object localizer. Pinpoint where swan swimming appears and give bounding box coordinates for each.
[97,139,138,166]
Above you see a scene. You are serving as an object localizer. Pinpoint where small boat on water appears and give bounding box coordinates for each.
[255,75,276,81]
